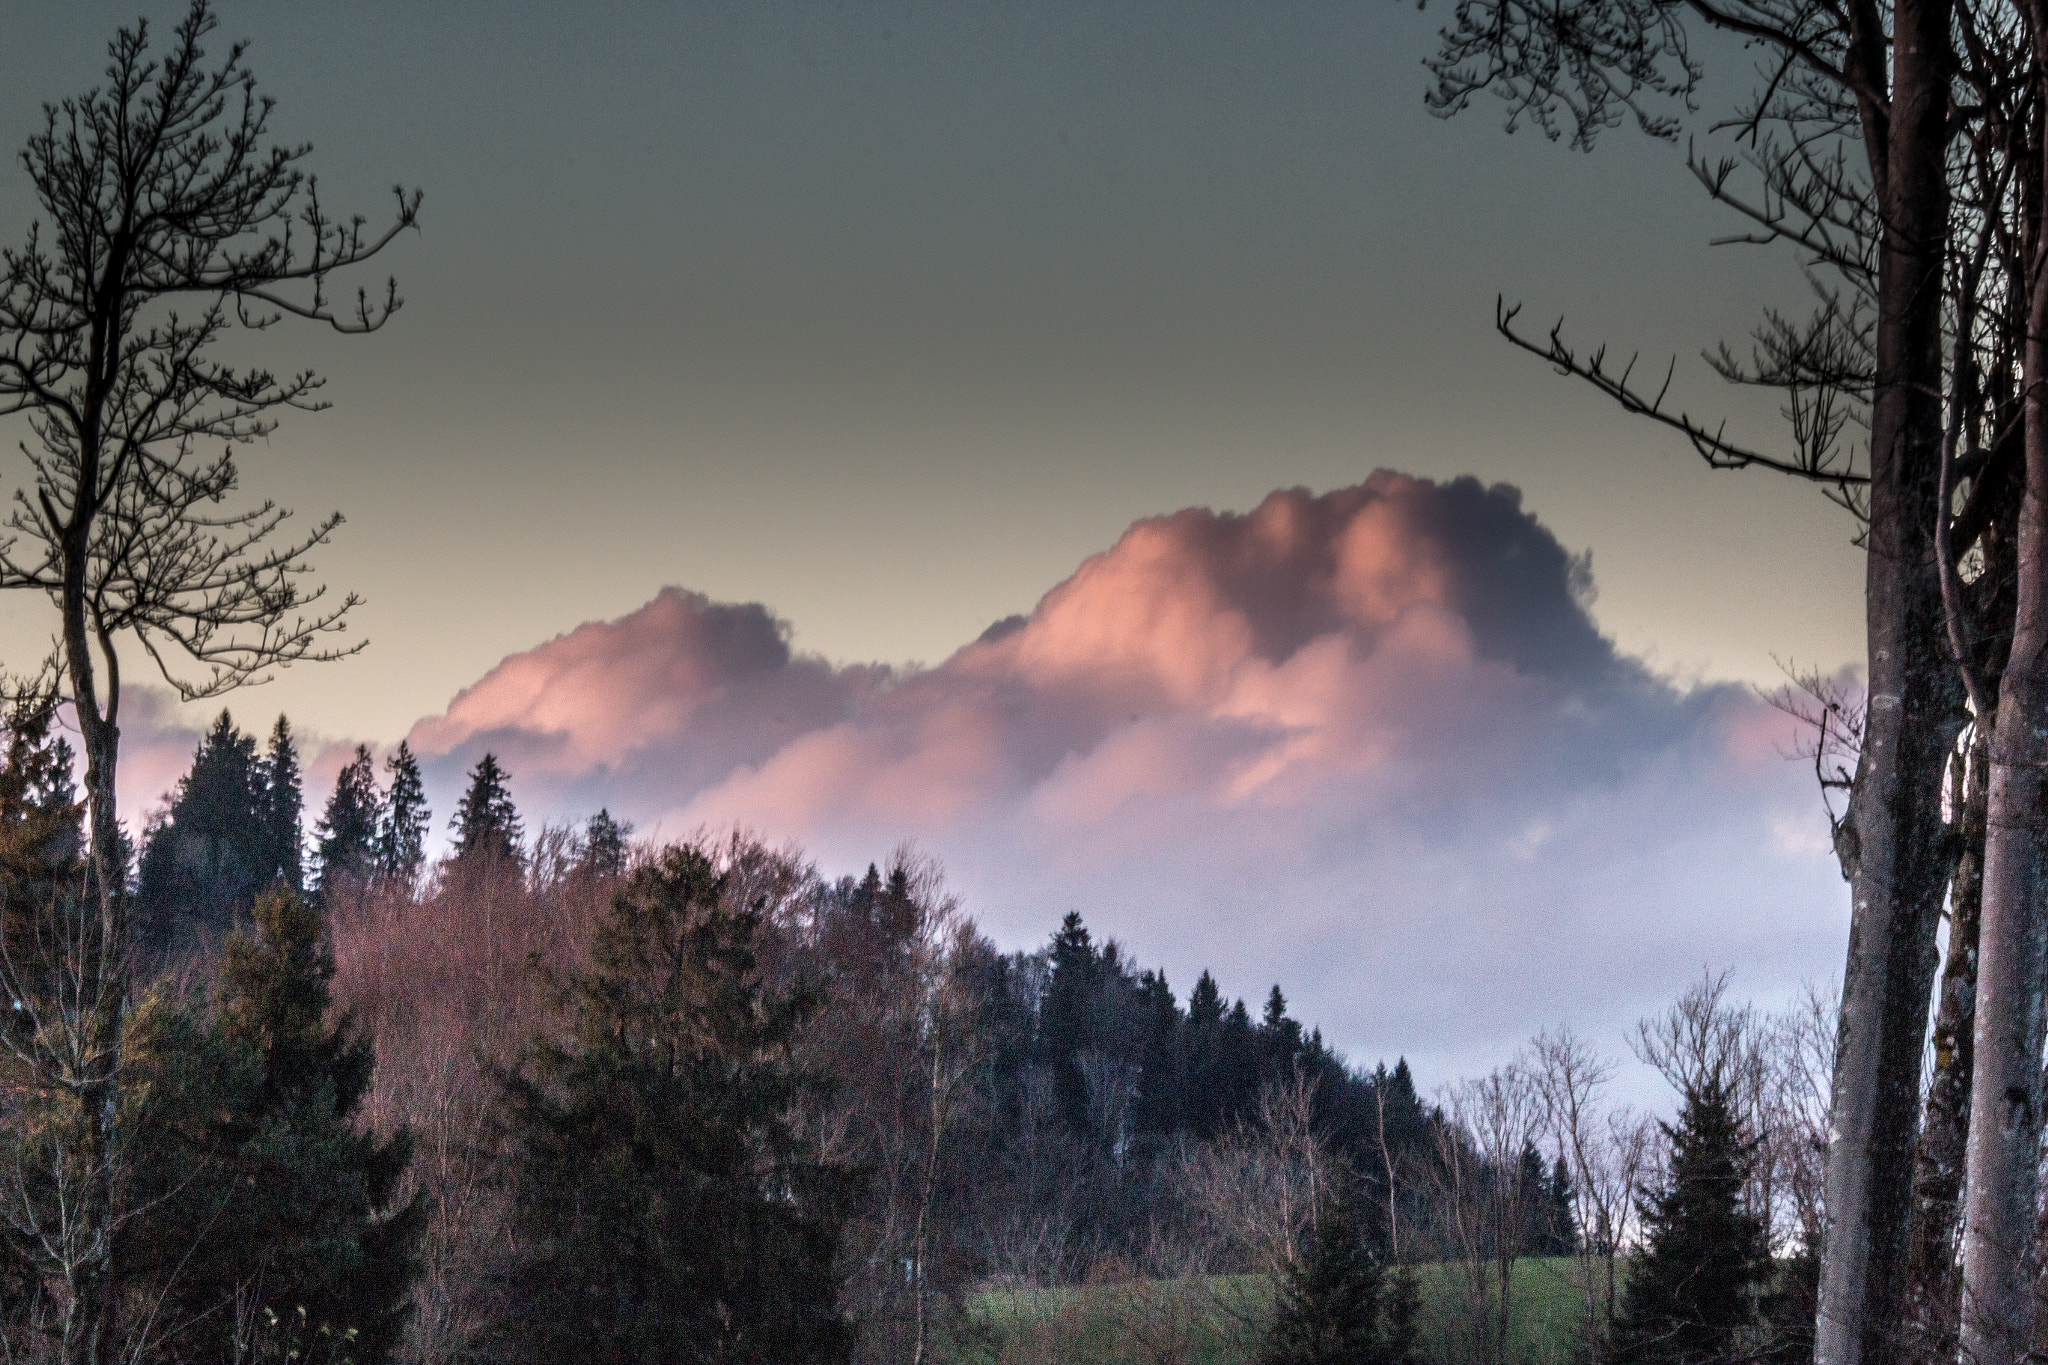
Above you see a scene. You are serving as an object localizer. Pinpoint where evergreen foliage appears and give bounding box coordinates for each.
[0,697,82,913]
[1041,911,1098,1140]
[1611,1073,1774,1365]
[121,890,425,1364]
[313,745,381,900]
[137,710,268,947]
[490,846,856,1364]
[449,752,522,870]
[1262,1179,1418,1365]
[376,741,430,891]
[258,715,305,893]
[578,807,631,879]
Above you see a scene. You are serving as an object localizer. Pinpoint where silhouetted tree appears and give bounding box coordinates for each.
[449,753,522,871]
[1263,1178,1417,1365]
[0,2,417,1349]
[1040,911,1098,1141]
[1612,1074,1773,1365]
[313,745,380,900]
[137,710,266,946]
[578,808,631,879]
[376,741,429,891]
[491,846,855,1364]
[1132,969,1183,1140]
[258,714,304,894]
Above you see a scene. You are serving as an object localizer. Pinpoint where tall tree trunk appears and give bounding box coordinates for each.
[1904,729,1984,1360]
[1815,0,1960,1355]
[59,520,125,1365]
[1958,152,2048,1363]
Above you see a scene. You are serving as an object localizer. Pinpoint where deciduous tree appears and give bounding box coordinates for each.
[0,4,416,1353]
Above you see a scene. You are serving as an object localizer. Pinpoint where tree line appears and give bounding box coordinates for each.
[0,704,1814,1364]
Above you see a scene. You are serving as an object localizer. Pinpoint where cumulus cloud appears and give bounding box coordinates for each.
[398,471,1846,1084]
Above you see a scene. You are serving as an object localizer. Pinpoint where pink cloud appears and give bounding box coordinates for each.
[374,471,1850,1080]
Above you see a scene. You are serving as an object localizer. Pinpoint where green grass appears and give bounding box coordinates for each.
[939,1257,1607,1365]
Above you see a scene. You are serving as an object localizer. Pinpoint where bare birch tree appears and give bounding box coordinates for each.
[1528,1026,1622,1363]
[1432,1067,1545,1365]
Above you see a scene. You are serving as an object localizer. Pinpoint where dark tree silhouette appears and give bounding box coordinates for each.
[491,847,855,1364]
[376,741,429,891]
[313,745,380,900]
[258,714,304,893]
[1612,1074,1774,1365]
[0,1,418,1356]
[449,753,522,871]
[1262,1178,1418,1365]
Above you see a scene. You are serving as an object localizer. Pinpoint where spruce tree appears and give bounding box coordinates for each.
[578,807,631,879]
[492,846,855,1364]
[137,709,268,946]
[313,745,381,899]
[1262,984,1305,1076]
[376,741,430,891]
[1263,1178,1413,1365]
[0,696,82,882]
[449,752,522,870]
[119,889,424,1363]
[260,714,305,892]
[1040,911,1097,1140]
[1185,969,1227,1136]
[1611,1074,1774,1365]
[1132,969,1183,1139]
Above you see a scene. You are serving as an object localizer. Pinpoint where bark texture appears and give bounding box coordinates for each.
[1815,0,1961,1355]
[1958,167,2048,1364]
[1902,733,1984,1361]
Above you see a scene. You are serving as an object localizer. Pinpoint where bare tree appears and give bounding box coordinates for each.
[1423,0,1971,1338]
[0,6,418,1361]
[1172,1070,1334,1283]
[1431,1067,1545,1365]
[1528,1026,1622,1363]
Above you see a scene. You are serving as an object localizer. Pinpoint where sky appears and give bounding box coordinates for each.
[0,3,1865,1085]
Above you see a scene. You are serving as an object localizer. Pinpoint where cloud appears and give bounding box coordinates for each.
[397,471,1847,1085]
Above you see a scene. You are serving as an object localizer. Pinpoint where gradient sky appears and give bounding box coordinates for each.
[0,3,1864,1082]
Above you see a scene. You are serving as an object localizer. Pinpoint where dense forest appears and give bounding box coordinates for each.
[0,703,1831,1364]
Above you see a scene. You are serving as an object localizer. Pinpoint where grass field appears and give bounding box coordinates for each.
[936,1257,1604,1365]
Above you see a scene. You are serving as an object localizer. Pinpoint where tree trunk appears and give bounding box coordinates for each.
[58,523,125,1365]
[1815,0,1960,1355]
[1903,730,1983,1360]
[1958,163,2048,1363]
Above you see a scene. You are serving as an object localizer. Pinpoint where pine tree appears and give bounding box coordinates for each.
[1186,970,1227,1136]
[492,846,855,1364]
[1040,911,1097,1140]
[1132,969,1183,1139]
[1611,1074,1774,1365]
[119,889,424,1363]
[137,709,268,946]
[578,807,631,879]
[313,745,381,900]
[1263,1179,1410,1365]
[449,752,522,870]
[376,741,429,891]
[1262,984,1306,1077]
[0,695,82,881]
[259,714,305,893]
[1219,997,1261,1122]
